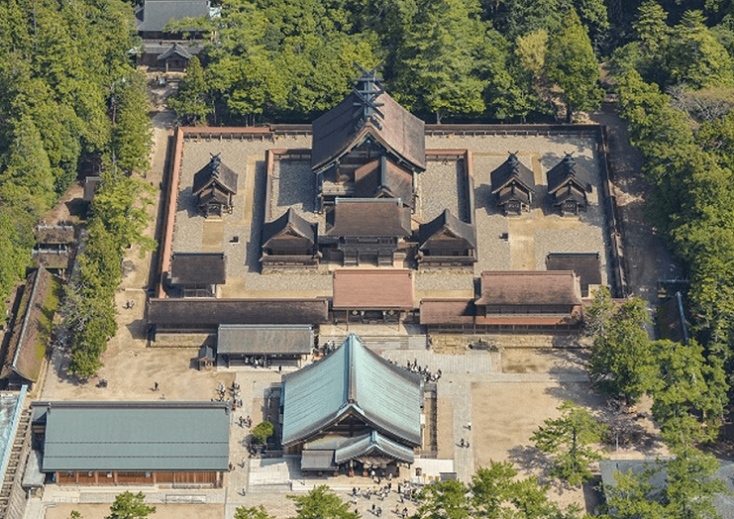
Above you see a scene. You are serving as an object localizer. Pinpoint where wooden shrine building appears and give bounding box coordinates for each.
[192,154,238,218]
[311,66,425,209]
[217,324,314,367]
[169,252,226,297]
[490,153,536,215]
[474,271,583,329]
[260,208,319,270]
[31,401,229,486]
[322,198,411,266]
[281,334,422,476]
[156,42,194,72]
[332,269,414,324]
[546,154,593,215]
[417,209,477,268]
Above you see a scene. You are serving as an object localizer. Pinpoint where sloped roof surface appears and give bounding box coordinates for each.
[334,430,414,464]
[170,252,226,285]
[475,271,581,306]
[552,184,587,205]
[39,401,229,471]
[261,208,317,247]
[418,209,476,249]
[497,185,531,206]
[311,83,426,172]
[157,42,192,60]
[35,226,75,245]
[325,198,410,238]
[546,253,601,295]
[218,324,313,355]
[354,156,414,208]
[332,269,414,309]
[192,155,238,196]
[546,154,592,194]
[137,0,209,33]
[490,153,535,194]
[148,298,329,326]
[281,334,422,447]
[419,299,476,325]
[1,268,53,383]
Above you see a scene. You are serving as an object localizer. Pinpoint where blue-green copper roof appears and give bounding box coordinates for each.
[38,402,229,472]
[281,334,422,447]
[334,430,414,464]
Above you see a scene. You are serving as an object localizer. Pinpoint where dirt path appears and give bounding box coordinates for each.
[589,107,683,307]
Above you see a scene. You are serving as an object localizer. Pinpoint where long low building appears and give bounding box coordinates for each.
[31,401,230,486]
[217,324,314,367]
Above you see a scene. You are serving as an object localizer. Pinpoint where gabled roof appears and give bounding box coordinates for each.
[475,270,582,306]
[546,154,592,195]
[36,401,229,472]
[217,324,313,355]
[490,153,535,194]
[325,198,411,238]
[83,176,101,202]
[332,269,415,310]
[311,73,425,173]
[552,184,587,206]
[170,252,226,285]
[497,185,531,206]
[281,334,423,447]
[157,42,192,61]
[418,210,476,249]
[261,208,317,247]
[334,430,414,464]
[192,154,238,196]
[136,0,210,33]
[354,156,414,208]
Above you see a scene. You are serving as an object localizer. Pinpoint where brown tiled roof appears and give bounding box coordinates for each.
[1,268,54,383]
[332,269,414,309]
[546,253,601,296]
[170,252,226,285]
[261,208,317,247]
[311,91,426,173]
[148,298,329,327]
[419,299,475,325]
[418,210,476,249]
[354,156,414,208]
[546,154,592,195]
[192,155,238,196]
[475,271,582,306]
[325,199,411,238]
[490,153,535,194]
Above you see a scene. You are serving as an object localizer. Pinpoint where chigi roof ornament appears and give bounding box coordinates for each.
[352,63,385,131]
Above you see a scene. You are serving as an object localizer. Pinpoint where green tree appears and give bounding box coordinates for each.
[251,421,274,445]
[530,400,607,486]
[412,479,471,519]
[471,461,580,519]
[599,448,725,519]
[110,71,152,174]
[585,287,655,405]
[234,506,276,519]
[168,56,211,125]
[667,10,734,90]
[546,8,603,122]
[288,485,359,519]
[393,0,490,123]
[648,339,727,448]
[105,491,156,519]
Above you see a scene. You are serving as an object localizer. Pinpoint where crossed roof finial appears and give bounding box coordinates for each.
[352,62,385,131]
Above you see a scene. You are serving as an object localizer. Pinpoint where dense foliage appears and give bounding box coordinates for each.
[0,0,152,325]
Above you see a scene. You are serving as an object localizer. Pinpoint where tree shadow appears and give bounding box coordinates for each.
[508,444,550,479]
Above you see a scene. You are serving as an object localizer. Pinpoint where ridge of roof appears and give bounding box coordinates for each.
[418,209,476,248]
[490,153,535,194]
